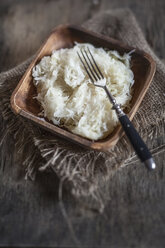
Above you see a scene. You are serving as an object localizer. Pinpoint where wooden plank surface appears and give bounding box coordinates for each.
[0,0,165,247]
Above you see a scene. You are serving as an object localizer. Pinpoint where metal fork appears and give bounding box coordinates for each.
[77,47,156,170]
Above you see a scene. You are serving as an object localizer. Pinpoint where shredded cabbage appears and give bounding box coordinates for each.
[32,43,134,140]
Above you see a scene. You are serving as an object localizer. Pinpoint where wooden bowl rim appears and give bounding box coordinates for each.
[10,24,156,151]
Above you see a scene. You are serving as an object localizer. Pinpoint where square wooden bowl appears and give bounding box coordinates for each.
[11,24,156,152]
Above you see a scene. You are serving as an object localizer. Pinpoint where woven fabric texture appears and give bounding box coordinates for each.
[0,9,165,211]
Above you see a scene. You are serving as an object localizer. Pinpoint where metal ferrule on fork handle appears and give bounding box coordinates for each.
[104,85,125,117]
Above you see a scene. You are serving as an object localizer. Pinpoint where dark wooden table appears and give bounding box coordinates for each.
[0,0,165,247]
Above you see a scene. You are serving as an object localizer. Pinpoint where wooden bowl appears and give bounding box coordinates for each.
[10,24,156,152]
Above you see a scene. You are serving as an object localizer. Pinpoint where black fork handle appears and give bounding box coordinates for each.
[104,85,156,170]
[118,114,156,170]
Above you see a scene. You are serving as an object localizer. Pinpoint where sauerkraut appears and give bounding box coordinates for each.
[32,43,134,140]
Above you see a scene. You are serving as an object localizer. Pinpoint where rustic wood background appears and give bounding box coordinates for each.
[0,0,165,247]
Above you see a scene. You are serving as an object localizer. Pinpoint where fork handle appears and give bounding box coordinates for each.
[104,86,155,169]
[118,114,156,170]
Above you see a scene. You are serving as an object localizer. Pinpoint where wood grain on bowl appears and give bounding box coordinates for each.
[10,24,156,151]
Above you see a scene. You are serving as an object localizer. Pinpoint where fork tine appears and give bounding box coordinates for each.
[77,51,94,83]
[80,49,98,82]
[84,49,101,81]
[87,47,104,79]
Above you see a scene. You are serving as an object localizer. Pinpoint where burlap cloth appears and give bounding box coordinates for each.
[0,9,165,211]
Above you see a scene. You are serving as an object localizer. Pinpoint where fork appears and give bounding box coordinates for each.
[77,47,156,170]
